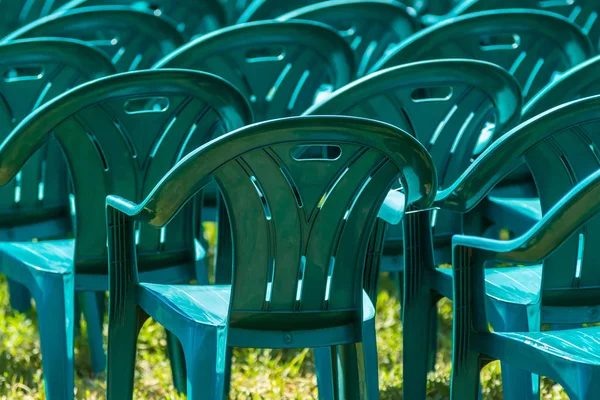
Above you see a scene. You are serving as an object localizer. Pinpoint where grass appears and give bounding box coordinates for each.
[0,225,571,398]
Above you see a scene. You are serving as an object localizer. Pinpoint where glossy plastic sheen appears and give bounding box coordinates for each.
[105,116,436,398]
[0,69,251,400]
[0,0,72,37]
[237,0,321,23]
[447,0,600,53]
[373,10,593,101]
[3,7,185,72]
[449,168,600,400]
[155,21,355,122]
[0,39,115,239]
[277,0,420,77]
[524,54,600,120]
[58,0,226,40]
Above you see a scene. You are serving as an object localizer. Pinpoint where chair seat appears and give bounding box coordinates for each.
[496,325,600,366]
[0,239,74,274]
[486,196,541,235]
[437,264,542,305]
[139,284,376,327]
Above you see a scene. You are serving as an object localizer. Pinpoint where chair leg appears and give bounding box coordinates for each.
[450,351,481,400]
[36,273,75,400]
[167,331,187,395]
[357,319,380,399]
[107,304,148,400]
[79,291,106,375]
[402,292,434,399]
[183,326,227,400]
[7,279,32,312]
[223,347,233,398]
[314,346,336,399]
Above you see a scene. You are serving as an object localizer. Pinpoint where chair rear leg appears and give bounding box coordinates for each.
[223,347,233,398]
[36,273,75,400]
[358,319,380,400]
[450,351,482,400]
[107,303,148,400]
[183,326,227,400]
[7,279,32,312]
[314,346,336,399]
[79,291,106,375]
[167,331,187,395]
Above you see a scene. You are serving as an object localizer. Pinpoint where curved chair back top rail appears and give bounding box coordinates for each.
[0,0,72,38]
[107,116,437,330]
[0,69,252,274]
[155,21,355,122]
[0,39,115,240]
[438,94,600,306]
[305,59,521,237]
[237,0,323,23]
[2,7,185,72]
[277,0,420,77]
[523,54,600,120]
[56,0,226,40]
[444,0,600,53]
[373,10,594,102]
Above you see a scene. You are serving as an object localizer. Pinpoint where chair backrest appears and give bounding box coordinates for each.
[0,0,72,38]
[0,69,252,273]
[373,10,593,102]
[523,54,600,120]
[0,39,115,239]
[305,59,521,239]
[455,0,600,53]
[444,95,600,307]
[3,7,185,72]
[218,0,252,24]
[155,21,354,122]
[277,0,419,77]
[118,116,436,331]
[57,0,226,40]
[237,0,321,23]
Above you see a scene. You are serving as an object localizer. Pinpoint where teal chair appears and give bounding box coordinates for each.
[56,0,226,40]
[0,0,72,37]
[0,69,252,400]
[373,10,593,102]
[277,0,420,77]
[218,0,253,24]
[487,54,600,236]
[105,115,437,399]
[426,0,600,53]
[3,7,185,72]
[435,95,600,400]
[304,59,521,396]
[155,20,354,123]
[0,38,115,375]
[237,0,322,23]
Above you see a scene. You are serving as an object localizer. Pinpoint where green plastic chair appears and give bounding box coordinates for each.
[304,59,521,396]
[277,0,420,77]
[434,95,600,400]
[373,10,593,102]
[487,54,600,236]
[155,21,354,122]
[0,69,251,400]
[218,0,252,24]
[2,7,185,72]
[237,0,323,23]
[105,115,437,399]
[0,0,72,38]
[0,38,115,375]
[427,0,600,53]
[154,20,354,288]
[57,0,226,40]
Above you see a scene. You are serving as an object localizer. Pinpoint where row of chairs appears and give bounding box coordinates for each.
[2,0,600,399]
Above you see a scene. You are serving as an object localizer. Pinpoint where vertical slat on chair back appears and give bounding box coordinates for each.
[155,21,354,122]
[374,10,593,102]
[1,70,251,273]
[0,39,115,239]
[3,7,185,72]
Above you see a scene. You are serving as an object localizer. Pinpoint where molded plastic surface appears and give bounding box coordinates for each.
[3,7,185,72]
[374,10,593,101]
[277,0,419,77]
[0,0,72,37]
[155,20,354,122]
